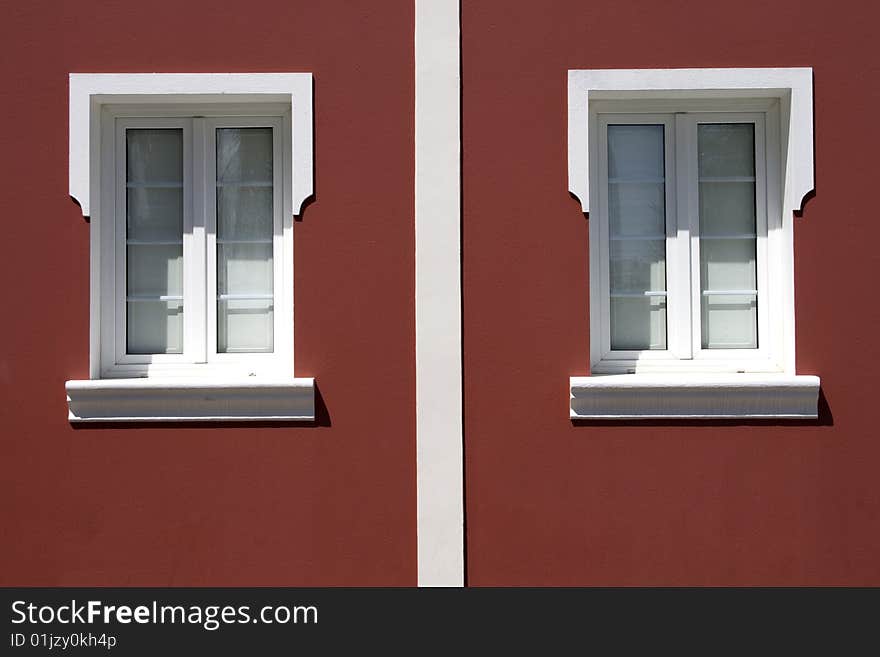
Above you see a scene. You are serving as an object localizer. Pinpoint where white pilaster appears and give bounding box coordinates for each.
[415,0,464,587]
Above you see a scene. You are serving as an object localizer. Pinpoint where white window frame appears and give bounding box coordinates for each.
[567,68,820,419]
[101,106,290,379]
[592,101,780,374]
[66,73,314,422]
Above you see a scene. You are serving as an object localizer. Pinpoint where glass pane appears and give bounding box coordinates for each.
[127,244,183,297]
[125,128,184,355]
[218,299,274,353]
[126,129,183,183]
[127,187,183,241]
[610,240,666,293]
[699,182,756,237]
[698,123,758,350]
[607,124,667,351]
[608,125,665,181]
[216,127,274,353]
[217,187,273,240]
[217,243,273,296]
[217,127,273,183]
[700,239,756,292]
[698,124,755,178]
[609,182,665,237]
[127,300,183,354]
[610,296,667,351]
[701,294,757,349]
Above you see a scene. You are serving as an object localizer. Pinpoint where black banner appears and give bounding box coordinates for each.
[1,588,874,654]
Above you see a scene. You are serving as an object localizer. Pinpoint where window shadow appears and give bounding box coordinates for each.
[71,195,90,223]
[569,191,588,218]
[794,189,816,218]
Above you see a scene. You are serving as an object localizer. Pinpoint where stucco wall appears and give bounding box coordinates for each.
[462,0,880,584]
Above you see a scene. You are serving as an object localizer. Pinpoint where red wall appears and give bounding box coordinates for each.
[0,1,416,585]
[462,0,880,584]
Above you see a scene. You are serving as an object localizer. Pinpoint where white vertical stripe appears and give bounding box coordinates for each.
[415,0,464,587]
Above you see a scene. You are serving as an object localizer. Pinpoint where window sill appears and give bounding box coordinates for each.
[66,377,315,423]
[570,374,820,420]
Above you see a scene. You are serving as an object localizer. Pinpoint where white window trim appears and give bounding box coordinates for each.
[568,68,813,216]
[592,102,779,373]
[70,73,313,218]
[100,107,291,379]
[66,73,315,422]
[567,68,819,419]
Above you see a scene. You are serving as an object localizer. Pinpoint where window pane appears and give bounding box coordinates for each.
[127,187,183,241]
[216,128,274,353]
[608,125,665,181]
[698,123,757,349]
[607,125,667,350]
[125,128,184,355]
[217,299,274,353]
[217,243,273,296]
[609,182,665,237]
[217,128,273,183]
[701,294,757,349]
[699,182,756,237]
[698,124,755,178]
[127,244,183,297]
[127,129,183,183]
[699,239,756,292]
[610,240,666,293]
[127,300,183,354]
[217,187,273,240]
[610,296,667,351]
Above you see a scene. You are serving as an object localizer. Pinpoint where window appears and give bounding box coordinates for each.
[102,109,288,378]
[593,104,778,373]
[66,73,314,422]
[567,68,819,418]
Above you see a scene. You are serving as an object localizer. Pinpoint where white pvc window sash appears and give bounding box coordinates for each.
[596,110,772,368]
[603,120,671,353]
[207,118,284,364]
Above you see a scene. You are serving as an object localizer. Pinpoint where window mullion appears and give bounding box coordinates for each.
[672,113,696,359]
[186,118,208,364]
[687,115,703,359]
